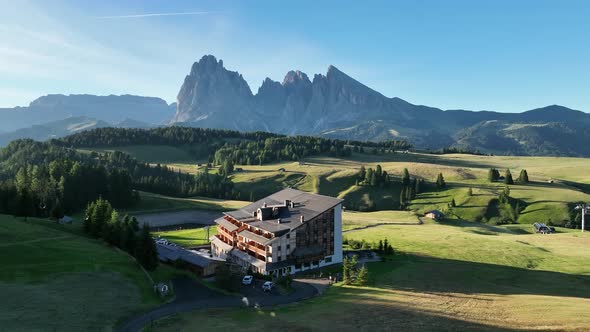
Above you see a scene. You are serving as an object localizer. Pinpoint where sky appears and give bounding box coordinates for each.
[0,0,589,112]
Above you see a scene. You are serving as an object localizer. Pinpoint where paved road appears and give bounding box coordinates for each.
[117,277,319,332]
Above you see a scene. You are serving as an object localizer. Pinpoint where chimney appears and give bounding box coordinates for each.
[284,199,290,207]
[263,202,267,208]
[290,201,296,208]
[300,215,304,223]
[277,218,281,224]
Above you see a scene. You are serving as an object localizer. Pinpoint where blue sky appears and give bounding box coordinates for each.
[0,0,588,112]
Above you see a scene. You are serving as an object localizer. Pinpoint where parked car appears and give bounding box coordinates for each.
[533,222,552,234]
[156,239,168,245]
[242,275,254,285]
[262,281,274,292]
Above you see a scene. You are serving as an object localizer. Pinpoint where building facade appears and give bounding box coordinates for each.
[211,188,343,276]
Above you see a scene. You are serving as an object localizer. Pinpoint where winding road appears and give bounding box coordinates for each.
[117,277,322,332]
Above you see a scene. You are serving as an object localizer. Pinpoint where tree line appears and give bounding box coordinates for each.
[84,198,158,270]
[55,126,412,167]
[213,136,352,166]
[0,140,236,218]
[488,168,529,184]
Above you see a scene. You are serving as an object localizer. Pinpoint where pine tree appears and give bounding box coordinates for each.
[402,168,411,186]
[415,178,421,195]
[378,240,384,253]
[518,169,529,183]
[399,187,407,208]
[130,216,139,232]
[436,173,446,189]
[504,169,514,185]
[488,168,499,182]
[450,198,456,207]
[356,265,368,285]
[135,224,158,271]
[365,168,373,184]
[370,172,377,187]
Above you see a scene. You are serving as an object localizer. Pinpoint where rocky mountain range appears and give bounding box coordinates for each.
[0,94,174,133]
[0,94,174,146]
[173,55,590,156]
[1,55,589,156]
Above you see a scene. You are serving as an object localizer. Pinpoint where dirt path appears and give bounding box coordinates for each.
[117,277,320,332]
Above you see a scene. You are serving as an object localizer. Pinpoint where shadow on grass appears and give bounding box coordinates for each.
[369,254,590,300]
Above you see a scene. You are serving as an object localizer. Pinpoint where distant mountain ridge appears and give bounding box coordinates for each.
[0,94,175,133]
[172,55,590,156]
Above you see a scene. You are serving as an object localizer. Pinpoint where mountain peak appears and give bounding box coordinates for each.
[282,70,310,85]
[190,54,224,74]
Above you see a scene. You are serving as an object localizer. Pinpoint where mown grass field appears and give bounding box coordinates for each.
[0,214,182,331]
[152,227,218,247]
[150,218,590,332]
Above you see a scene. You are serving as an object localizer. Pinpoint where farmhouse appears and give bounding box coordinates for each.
[425,210,445,220]
[211,188,343,277]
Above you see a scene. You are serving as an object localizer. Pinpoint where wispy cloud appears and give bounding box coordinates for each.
[96,11,214,19]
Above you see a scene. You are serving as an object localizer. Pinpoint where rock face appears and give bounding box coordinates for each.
[171,55,590,156]
[174,55,254,128]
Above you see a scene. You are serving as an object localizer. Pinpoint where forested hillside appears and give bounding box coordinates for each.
[0,139,233,217]
[56,126,411,165]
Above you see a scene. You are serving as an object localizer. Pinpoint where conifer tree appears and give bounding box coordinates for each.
[135,224,158,271]
[402,168,411,186]
[518,169,529,183]
[504,169,514,185]
[436,173,446,188]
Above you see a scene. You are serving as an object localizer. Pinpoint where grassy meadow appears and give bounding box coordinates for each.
[137,147,590,225]
[0,214,183,331]
[150,218,590,332]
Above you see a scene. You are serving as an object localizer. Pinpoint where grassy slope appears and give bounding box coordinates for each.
[150,219,590,332]
[164,151,590,224]
[80,144,589,223]
[128,191,249,214]
[0,214,183,331]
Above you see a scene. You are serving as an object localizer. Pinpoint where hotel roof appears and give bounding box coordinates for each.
[223,188,343,234]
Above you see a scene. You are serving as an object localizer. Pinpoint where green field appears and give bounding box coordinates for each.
[81,144,590,225]
[155,150,590,225]
[0,214,181,331]
[150,218,590,331]
[152,227,218,247]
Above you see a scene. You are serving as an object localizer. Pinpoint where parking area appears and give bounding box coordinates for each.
[240,278,281,297]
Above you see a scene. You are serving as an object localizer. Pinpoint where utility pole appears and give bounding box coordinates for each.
[575,204,589,232]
